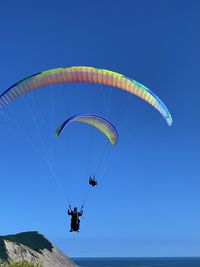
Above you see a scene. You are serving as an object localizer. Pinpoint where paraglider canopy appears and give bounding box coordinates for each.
[0,66,172,126]
[55,114,119,145]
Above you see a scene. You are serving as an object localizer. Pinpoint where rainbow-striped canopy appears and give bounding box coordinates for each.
[0,66,172,125]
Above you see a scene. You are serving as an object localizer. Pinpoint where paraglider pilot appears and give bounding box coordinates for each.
[89,176,97,187]
[68,205,83,232]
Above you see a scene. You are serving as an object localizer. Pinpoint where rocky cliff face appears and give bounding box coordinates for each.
[0,231,77,267]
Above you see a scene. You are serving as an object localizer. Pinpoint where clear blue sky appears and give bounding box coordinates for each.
[0,0,199,257]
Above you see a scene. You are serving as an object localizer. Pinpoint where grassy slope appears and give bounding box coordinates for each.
[0,231,53,264]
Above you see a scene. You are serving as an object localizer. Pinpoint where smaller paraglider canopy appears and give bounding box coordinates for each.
[55,114,119,145]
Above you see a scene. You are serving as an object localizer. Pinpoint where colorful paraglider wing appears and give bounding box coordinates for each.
[0,66,172,126]
[55,114,118,145]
